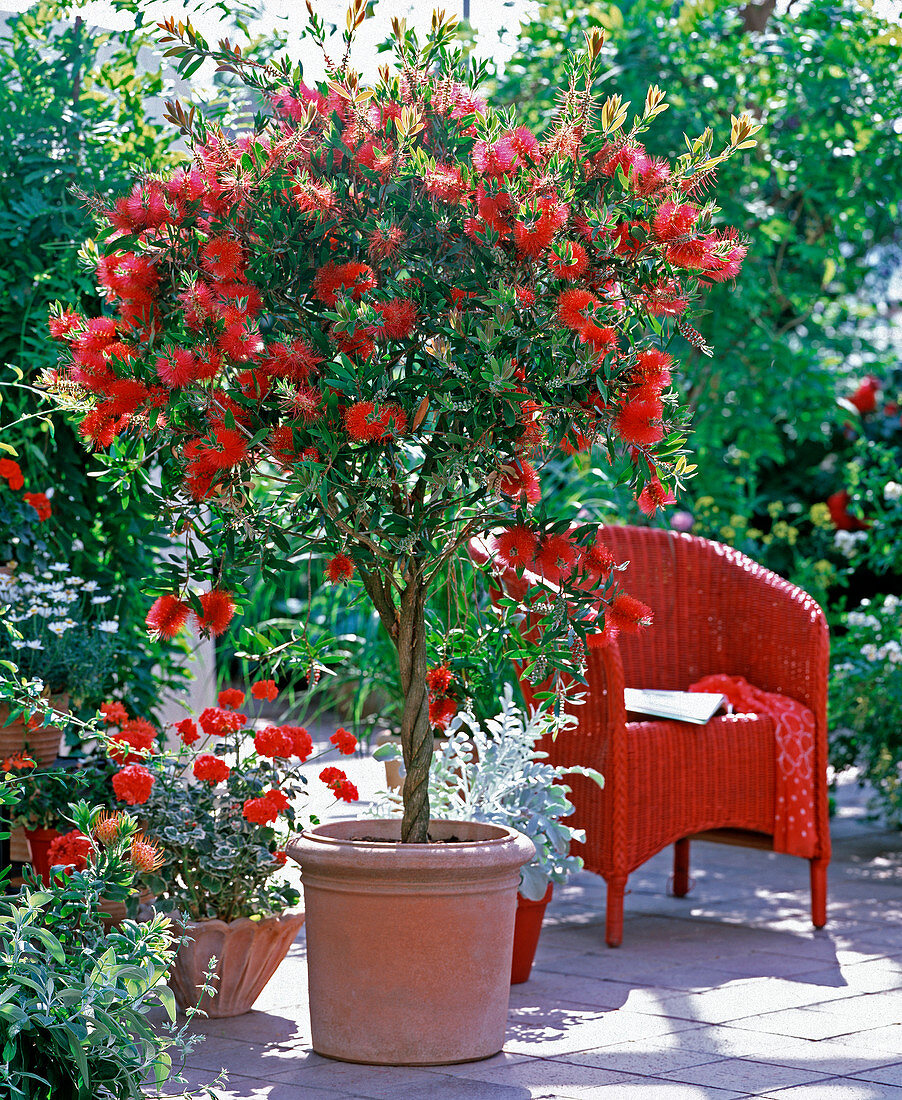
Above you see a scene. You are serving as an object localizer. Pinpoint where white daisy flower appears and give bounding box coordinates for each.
[82,581,99,592]
[11,639,27,649]
[97,620,119,633]
[50,563,69,572]
[91,596,112,605]
[25,640,42,650]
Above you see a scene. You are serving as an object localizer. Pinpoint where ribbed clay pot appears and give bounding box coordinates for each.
[24,827,62,884]
[0,693,68,766]
[170,909,305,1018]
[288,819,534,1065]
[511,884,553,984]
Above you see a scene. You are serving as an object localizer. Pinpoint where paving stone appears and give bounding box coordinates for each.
[549,1037,722,1077]
[503,1003,701,1057]
[428,1054,637,1096]
[848,1062,902,1087]
[752,1081,893,1099]
[660,1056,831,1092]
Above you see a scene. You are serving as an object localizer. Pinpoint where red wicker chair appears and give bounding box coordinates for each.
[485,525,831,947]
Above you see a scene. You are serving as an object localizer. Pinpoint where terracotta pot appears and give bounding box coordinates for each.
[0,693,69,766]
[9,825,30,863]
[98,888,155,930]
[289,818,534,1065]
[511,884,553,984]
[170,908,305,1018]
[24,827,61,884]
[374,731,457,793]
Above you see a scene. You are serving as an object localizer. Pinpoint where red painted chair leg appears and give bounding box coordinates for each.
[605,876,627,947]
[672,838,691,897]
[810,856,828,928]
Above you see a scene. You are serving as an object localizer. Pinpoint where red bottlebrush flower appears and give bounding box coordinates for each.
[145,594,190,639]
[498,461,541,506]
[826,490,869,532]
[23,492,51,522]
[251,679,278,702]
[515,285,536,306]
[534,533,577,582]
[285,726,313,760]
[634,348,673,388]
[367,224,406,263]
[493,525,538,569]
[48,310,84,342]
[426,666,454,696]
[218,319,263,363]
[472,137,520,178]
[330,727,358,755]
[334,327,375,362]
[548,241,588,280]
[199,706,247,736]
[637,477,676,517]
[665,238,709,270]
[614,397,665,447]
[99,701,128,726]
[608,592,653,634]
[635,158,672,197]
[429,697,457,730]
[201,235,244,281]
[47,829,92,872]
[848,377,880,414]
[243,795,279,826]
[424,163,468,204]
[327,553,354,584]
[344,401,406,443]
[334,778,359,802]
[579,535,617,581]
[283,384,323,423]
[651,201,700,243]
[374,298,418,340]
[175,718,200,745]
[313,261,377,307]
[611,219,649,256]
[218,688,246,709]
[156,348,201,388]
[556,288,600,332]
[195,590,236,637]
[112,763,155,805]
[600,142,649,179]
[193,753,231,784]
[587,622,619,649]
[0,459,24,490]
[255,726,295,758]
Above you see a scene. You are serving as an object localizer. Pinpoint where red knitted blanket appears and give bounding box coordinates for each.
[688,674,817,860]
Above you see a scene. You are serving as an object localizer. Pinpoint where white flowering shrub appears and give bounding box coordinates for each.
[830,594,902,826]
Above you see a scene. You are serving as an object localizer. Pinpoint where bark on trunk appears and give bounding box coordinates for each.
[396,579,432,843]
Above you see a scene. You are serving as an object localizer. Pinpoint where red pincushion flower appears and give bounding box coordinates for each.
[429,697,458,730]
[175,718,200,745]
[327,553,354,584]
[99,701,129,726]
[47,829,93,872]
[608,592,653,634]
[195,589,236,636]
[23,492,52,522]
[255,726,294,758]
[493,525,538,568]
[145,594,190,639]
[112,763,155,805]
[330,727,358,755]
[193,753,231,784]
[251,679,278,702]
[218,688,246,709]
[0,459,24,490]
[199,706,247,736]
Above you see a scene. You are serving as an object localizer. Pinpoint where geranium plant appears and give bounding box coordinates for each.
[101,686,358,921]
[44,5,756,842]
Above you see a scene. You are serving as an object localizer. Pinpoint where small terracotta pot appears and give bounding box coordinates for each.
[98,888,155,930]
[24,827,61,884]
[374,731,459,792]
[511,884,553,984]
[0,693,68,766]
[169,908,305,1018]
[289,818,534,1065]
[9,825,30,863]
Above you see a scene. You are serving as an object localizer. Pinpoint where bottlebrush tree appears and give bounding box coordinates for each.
[44,4,757,842]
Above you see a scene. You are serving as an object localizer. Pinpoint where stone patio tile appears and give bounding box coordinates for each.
[755,1081,891,1099]
[848,1062,902,1087]
[563,1078,747,1098]
[184,1035,304,1076]
[637,976,863,1024]
[660,1056,831,1092]
[803,990,902,1030]
[509,969,632,1010]
[184,1008,309,1045]
[266,1057,459,1095]
[720,1008,879,1042]
[503,1002,701,1057]
[333,1073,533,1099]
[549,1036,723,1077]
[425,1054,636,1096]
[832,1024,902,1055]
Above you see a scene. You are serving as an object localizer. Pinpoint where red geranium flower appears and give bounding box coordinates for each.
[319,765,344,786]
[334,778,359,802]
[264,787,290,812]
[47,829,93,872]
[330,727,358,755]
[108,718,156,764]
[99,701,129,726]
[285,726,313,760]
[243,795,278,825]
[193,753,231,784]
[255,725,294,758]
[175,718,200,745]
[0,458,24,491]
[198,706,246,736]
[112,763,155,805]
[251,679,278,701]
[218,688,246,709]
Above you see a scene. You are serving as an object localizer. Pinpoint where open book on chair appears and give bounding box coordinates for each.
[624,688,727,725]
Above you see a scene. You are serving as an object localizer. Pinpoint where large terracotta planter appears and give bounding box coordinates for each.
[24,827,61,884]
[0,692,68,766]
[511,884,553,984]
[289,818,534,1065]
[169,908,305,1018]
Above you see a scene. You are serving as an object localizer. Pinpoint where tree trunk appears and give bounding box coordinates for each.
[396,578,432,843]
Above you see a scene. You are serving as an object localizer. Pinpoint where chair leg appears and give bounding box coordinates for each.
[672,838,691,897]
[605,875,627,948]
[810,856,828,928]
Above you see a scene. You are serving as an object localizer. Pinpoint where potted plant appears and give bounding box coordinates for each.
[0,792,213,1099]
[100,685,358,1017]
[43,0,755,1063]
[376,684,601,982]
